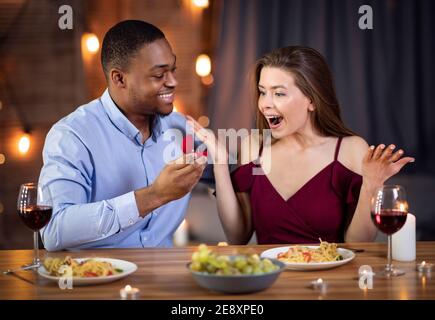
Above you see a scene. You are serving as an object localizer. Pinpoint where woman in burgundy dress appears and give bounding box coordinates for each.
[188,46,414,245]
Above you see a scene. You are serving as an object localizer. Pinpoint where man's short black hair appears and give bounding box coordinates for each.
[101,20,165,78]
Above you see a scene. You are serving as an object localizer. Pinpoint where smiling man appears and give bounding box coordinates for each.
[38,20,207,251]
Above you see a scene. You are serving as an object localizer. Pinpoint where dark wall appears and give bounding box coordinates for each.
[207,0,435,239]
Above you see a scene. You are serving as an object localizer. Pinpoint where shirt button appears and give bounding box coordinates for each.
[129,219,134,225]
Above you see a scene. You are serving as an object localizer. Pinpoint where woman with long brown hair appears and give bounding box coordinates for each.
[188,46,414,244]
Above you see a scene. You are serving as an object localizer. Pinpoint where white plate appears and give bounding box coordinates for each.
[38,258,137,286]
[260,246,355,271]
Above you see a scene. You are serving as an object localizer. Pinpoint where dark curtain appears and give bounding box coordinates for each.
[207,0,435,175]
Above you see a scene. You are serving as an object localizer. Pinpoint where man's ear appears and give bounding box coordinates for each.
[110,68,127,88]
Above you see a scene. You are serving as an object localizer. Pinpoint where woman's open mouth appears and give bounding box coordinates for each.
[265,115,284,128]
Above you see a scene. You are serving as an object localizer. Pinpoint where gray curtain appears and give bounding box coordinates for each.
[207,0,435,175]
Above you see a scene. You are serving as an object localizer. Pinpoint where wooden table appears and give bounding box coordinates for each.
[1,242,434,300]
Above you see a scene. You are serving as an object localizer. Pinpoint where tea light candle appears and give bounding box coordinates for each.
[310,278,327,293]
[120,285,140,300]
[416,261,434,273]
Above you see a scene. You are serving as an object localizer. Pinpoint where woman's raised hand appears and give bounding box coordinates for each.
[186,115,229,165]
[362,144,415,189]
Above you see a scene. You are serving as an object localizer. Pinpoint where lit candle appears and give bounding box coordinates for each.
[416,261,434,274]
[310,278,327,293]
[120,285,140,300]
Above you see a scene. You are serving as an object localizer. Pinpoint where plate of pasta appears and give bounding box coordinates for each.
[260,241,355,271]
[38,256,137,286]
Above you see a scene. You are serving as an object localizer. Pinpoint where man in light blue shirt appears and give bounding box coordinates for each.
[39,20,208,251]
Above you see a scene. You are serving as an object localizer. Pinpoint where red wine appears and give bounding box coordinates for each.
[17,205,52,231]
[371,209,407,235]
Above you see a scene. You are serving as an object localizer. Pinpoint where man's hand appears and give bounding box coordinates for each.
[152,153,207,201]
[135,153,207,217]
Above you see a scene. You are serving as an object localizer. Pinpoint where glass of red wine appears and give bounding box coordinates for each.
[371,185,408,277]
[17,183,53,269]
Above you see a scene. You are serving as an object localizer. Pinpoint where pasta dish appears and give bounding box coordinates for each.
[43,256,123,277]
[277,240,343,263]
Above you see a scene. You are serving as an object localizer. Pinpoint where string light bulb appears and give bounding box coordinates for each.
[82,33,100,54]
[192,0,209,9]
[18,133,31,155]
[195,54,211,77]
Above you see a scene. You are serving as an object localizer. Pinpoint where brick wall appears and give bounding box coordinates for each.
[83,0,206,115]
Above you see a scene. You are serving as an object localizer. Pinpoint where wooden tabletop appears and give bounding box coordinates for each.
[1,242,434,300]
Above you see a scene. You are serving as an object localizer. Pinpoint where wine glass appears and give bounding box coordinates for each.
[17,183,53,269]
[371,185,408,277]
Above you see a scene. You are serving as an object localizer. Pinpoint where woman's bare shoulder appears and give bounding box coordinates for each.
[338,136,369,175]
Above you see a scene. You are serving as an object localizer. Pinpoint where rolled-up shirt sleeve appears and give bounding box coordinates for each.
[39,125,141,251]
